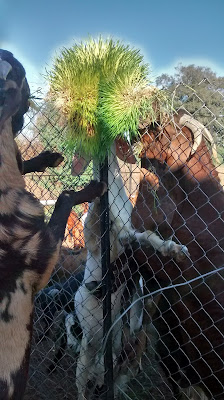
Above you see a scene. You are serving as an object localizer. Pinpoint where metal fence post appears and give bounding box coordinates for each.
[100,155,114,400]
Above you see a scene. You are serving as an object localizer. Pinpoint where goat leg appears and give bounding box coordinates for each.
[36,181,106,292]
[47,325,67,374]
[115,224,189,262]
[133,231,190,262]
[48,180,107,242]
[76,335,97,400]
[22,151,64,174]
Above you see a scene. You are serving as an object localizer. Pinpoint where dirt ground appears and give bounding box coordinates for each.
[24,312,173,400]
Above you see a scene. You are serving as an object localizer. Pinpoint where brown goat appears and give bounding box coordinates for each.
[65,203,88,249]
[0,50,106,400]
[54,246,87,280]
[129,110,224,399]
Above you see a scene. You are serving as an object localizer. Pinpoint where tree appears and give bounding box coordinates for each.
[156,64,224,143]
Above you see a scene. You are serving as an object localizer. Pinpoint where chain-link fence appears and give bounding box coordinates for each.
[19,79,224,400]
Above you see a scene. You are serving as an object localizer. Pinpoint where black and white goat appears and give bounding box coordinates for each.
[0,49,106,400]
[74,142,189,399]
[35,272,84,340]
[35,273,84,372]
[47,310,83,373]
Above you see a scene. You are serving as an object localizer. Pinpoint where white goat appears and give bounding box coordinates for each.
[74,142,189,399]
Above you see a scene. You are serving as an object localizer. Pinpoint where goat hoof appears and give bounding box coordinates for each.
[38,151,64,171]
[162,241,190,262]
[48,152,64,167]
[84,180,107,201]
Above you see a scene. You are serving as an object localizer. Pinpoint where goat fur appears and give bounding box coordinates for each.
[0,50,106,400]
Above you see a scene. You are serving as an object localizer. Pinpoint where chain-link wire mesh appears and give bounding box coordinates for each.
[19,79,224,400]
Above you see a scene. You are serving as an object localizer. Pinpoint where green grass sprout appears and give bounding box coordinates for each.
[47,37,171,160]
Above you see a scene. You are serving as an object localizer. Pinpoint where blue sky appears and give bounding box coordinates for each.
[1,0,224,93]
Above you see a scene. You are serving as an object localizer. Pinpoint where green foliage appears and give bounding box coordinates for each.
[47,37,171,161]
[156,64,224,140]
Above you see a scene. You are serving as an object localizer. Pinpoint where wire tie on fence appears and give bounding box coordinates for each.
[85,281,104,298]
[101,266,224,356]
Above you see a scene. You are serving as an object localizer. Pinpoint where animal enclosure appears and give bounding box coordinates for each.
[20,79,224,400]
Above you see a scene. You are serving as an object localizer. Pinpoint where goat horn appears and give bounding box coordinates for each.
[0,60,12,80]
[200,124,219,162]
[174,109,217,160]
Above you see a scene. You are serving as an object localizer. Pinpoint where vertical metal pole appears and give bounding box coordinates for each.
[100,154,114,400]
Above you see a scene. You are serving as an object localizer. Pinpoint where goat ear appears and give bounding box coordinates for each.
[165,126,192,171]
[115,138,136,163]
